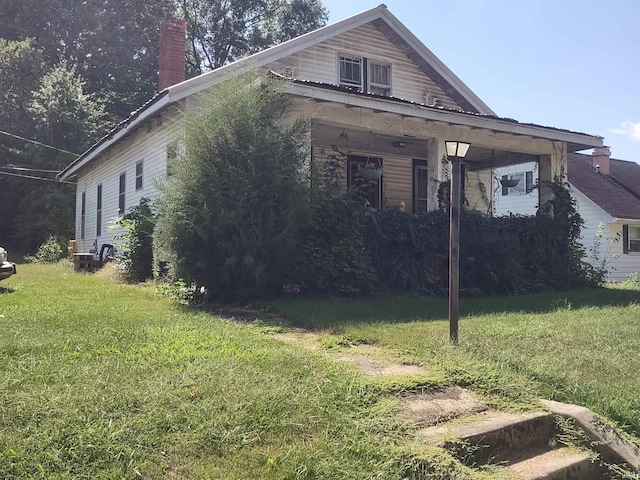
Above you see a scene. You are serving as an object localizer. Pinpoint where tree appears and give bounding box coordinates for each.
[0,39,46,247]
[154,74,312,301]
[0,0,175,120]
[180,0,328,74]
[10,63,109,252]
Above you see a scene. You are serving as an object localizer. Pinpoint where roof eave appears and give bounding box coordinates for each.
[285,83,603,149]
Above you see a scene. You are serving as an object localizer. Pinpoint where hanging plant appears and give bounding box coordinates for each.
[359,162,382,181]
[500,177,520,188]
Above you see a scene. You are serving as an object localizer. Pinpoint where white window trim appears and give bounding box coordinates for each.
[337,53,392,96]
[629,225,640,254]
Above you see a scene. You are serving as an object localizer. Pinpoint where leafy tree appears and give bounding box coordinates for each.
[0,39,46,246]
[154,73,311,301]
[180,0,328,74]
[0,0,175,120]
[10,63,109,252]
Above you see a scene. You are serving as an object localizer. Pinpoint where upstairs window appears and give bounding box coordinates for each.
[339,54,391,95]
[339,55,363,89]
[96,184,102,236]
[369,61,391,95]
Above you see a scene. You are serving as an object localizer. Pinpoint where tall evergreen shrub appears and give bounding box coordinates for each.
[154,74,311,301]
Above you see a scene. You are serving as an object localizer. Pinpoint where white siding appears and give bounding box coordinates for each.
[494,161,538,216]
[602,222,640,282]
[269,23,460,109]
[73,106,182,252]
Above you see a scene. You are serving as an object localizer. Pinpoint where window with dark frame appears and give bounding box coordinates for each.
[80,191,86,239]
[167,142,178,176]
[346,155,383,209]
[623,225,640,254]
[135,161,143,190]
[413,159,428,213]
[118,173,126,215]
[96,184,102,236]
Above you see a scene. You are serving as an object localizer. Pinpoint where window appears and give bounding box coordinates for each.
[339,54,391,95]
[413,159,428,213]
[368,61,391,95]
[96,184,102,236]
[339,55,362,89]
[135,161,143,190]
[118,172,126,215]
[347,155,383,209]
[525,170,534,194]
[80,192,86,239]
[167,142,178,176]
[623,225,640,254]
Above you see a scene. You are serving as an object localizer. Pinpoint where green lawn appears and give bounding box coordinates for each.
[1,263,639,478]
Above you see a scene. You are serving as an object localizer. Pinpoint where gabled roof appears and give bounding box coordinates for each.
[59,4,495,180]
[569,153,640,221]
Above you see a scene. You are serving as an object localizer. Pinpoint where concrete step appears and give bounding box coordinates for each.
[506,446,598,480]
[418,411,555,464]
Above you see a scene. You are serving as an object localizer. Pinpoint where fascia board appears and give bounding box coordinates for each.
[286,83,603,148]
[58,94,171,180]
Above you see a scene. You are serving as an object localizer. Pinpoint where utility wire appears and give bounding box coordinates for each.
[0,170,75,185]
[0,129,80,157]
[0,166,62,174]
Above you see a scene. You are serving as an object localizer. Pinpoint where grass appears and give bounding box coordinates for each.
[1,262,639,478]
[271,286,640,438]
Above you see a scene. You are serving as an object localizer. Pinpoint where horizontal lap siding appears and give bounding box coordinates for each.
[270,23,460,109]
[607,222,640,282]
[312,144,419,210]
[493,161,538,216]
[74,107,182,252]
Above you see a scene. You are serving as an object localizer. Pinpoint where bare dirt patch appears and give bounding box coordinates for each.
[399,385,489,426]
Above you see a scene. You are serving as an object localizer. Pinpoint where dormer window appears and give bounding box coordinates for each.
[338,54,391,96]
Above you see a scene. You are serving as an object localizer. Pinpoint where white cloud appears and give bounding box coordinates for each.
[609,121,640,140]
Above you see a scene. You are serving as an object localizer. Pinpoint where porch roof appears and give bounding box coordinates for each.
[285,78,604,153]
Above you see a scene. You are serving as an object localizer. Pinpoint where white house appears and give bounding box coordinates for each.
[494,148,640,281]
[58,5,603,256]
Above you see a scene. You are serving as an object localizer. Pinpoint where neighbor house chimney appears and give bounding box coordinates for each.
[159,18,186,91]
[592,147,611,174]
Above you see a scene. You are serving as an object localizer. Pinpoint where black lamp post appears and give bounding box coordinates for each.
[445,140,470,344]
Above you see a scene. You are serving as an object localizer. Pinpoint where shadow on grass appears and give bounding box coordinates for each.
[268,287,640,329]
[0,285,15,294]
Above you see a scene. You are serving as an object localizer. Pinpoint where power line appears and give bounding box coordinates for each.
[0,170,75,185]
[0,166,62,174]
[0,129,80,157]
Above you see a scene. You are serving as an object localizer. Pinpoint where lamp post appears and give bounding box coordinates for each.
[445,141,470,344]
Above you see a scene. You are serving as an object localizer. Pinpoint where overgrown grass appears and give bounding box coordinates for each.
[2,264,639,478]
[0,264,420,479]
[271,286,640,438]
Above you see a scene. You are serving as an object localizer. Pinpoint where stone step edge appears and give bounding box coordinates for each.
[417,411,555,462]
[540,399,640,472]
[506,446,595,480]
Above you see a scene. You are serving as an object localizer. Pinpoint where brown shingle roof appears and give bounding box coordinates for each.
[569,153,640,220]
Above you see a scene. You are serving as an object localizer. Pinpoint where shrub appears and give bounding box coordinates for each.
[114,197,155,283]
[154,73,312,302]
[28,235,65,263]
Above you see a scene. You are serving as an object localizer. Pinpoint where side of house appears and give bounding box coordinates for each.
[494,150,640,281]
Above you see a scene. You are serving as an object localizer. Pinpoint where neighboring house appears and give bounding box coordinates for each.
[494,148,640,281]
[58,5,603,256]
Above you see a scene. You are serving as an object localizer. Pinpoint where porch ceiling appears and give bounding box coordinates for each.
[312,121,542,170]
[289,81,603,170]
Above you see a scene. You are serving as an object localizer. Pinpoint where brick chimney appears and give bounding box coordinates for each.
[592,147,611,174]
[159,18,186,91]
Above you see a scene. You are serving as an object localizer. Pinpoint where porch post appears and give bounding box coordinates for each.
[449,155,461,344]
[538,141,567,217]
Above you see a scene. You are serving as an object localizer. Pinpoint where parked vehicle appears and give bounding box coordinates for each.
[0,247,17,281]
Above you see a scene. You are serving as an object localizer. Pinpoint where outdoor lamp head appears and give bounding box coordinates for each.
[445,141,470,158]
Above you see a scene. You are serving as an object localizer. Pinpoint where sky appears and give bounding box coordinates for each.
[321,0,640,162]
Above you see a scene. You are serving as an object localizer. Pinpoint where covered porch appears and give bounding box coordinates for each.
[288,81,603,215]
